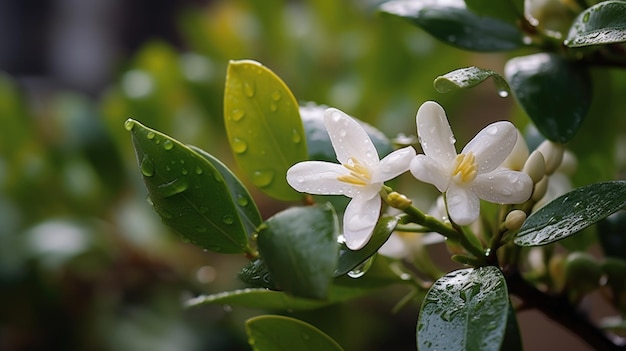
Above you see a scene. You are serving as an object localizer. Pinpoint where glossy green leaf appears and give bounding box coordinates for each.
[598,210,626,259]
[125,119,253,254]
[565,1,626,47]
[186,283,385,311]
[189,145,262,236]
[434,66,511,97]
[464,0,522,25]
[334,216,398,277]
[300,103,394,162]
[505,53,591,143]
[417,266,509,351]
[257,204,340,299]
[516,181,626,246]
[501,301,523,351]
[380,0,524,52]
[224,60,307,201]
[246,315,345,351]
[237,258,277,289]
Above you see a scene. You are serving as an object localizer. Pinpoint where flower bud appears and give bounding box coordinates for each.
[537,140,565,175]
[532,176,549,202]
[522,150,546,184]
[505,210,527,231]
[387,192,412,210]
[557,149,577,175]
[564,252,602,302]
[502,130,529,171]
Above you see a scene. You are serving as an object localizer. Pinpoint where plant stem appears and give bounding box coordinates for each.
[506,269,625,350]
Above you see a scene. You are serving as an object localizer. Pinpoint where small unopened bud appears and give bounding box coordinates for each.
[387,192,412,210]
[532,176,549,202]
[505,210,527,231]
[537,140,565,175]
[522,150,546,184]
[501,130,529,171]
[558,149,577,175]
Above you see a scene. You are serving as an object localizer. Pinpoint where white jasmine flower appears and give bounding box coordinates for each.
[409,101,533,225]
[287,108,416,250]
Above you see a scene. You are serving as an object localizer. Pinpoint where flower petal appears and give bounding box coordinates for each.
[286,161,353,195]
[409,154,450,192]
[324,108,379,168]
[462,121,518,174]
[371,146,416,183]
[416,101,457,164]
[343,194,381,250]
[446,183,480,225]
[472,169,533,204]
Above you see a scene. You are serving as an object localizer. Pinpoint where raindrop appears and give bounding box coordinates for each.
[348,256,375,278]
[147,131,156,140]
[157,178,189,197]
[231,109,245,122]
[195,166,203,175]
[252,170,274,188]
[140,157,155,177]
[449,135,456,144]
[231,137,248,154]
[269,103,278,112]
[583,11,590,23]
[222,214,235,224]
[498,90,509,98]
[271,91,281,101]
[237,195,249,207]
[124,119,135,131]
[243,81,255,97]
[291,129,302,144]
[181,168,188,175]
[163,139,174,150]
[486,125,499,135]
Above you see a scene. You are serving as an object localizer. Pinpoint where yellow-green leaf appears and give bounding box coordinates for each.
[224,60,307,201]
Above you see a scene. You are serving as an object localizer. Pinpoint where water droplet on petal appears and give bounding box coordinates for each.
[231,137,248,154]
[486,126,499,135]
[252,170,274,188]
[163,139,174,150]
[140,156,155,177]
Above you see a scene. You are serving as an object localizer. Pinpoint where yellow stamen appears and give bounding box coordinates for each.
[337,158,371,186]
[452,152,478,183]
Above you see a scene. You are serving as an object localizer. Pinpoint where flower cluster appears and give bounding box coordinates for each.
[287,101,534,250]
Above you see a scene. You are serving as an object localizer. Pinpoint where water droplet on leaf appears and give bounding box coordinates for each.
[124,119,135,131]
[157,178,189,197]
[231,137,248,154]
[231,109,245,122]
[252,170,274,188]
[163,139,174,150]
[222,214,235,224]
[243,81,255,97]
[140,157,155,177]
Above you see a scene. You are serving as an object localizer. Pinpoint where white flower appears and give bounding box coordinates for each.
[409,101,533,225]
[287,108,416,250]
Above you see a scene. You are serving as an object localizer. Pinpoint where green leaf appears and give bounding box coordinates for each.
[417,266,509,351]
[515,181,626,246]
[598,211,626,259]
[186,284,385,311]
[505,53,591,143]
[125,119,253,254]
[565,1,626,47]
[189,145,262,236]
[300,103,394,162]
[334,216,398,277]
[434,66,511,97]
[500,301,523,351]
[224,60,307,201]
[257,204,340,299]
[237,258,277,289]
[464,0,522,25]
[380,0,524,52]
[246,315,345,351]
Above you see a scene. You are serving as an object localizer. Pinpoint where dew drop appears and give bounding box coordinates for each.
[163,139,174,150]
[181,168,188,175]
[486,125,499,135]
[231,109,245,122]
[291,129,302,144]
[271,91,281,101]
[140,156,155,177]
[146,131,156,140]
[243,81,255,97]
[124,119,135,131]
[236,195,249,207]
[348,256,374,279]
[252,170,274,188]
[498,90,509,98]
[269,103,278,112]
[222,214,235,224]
[157,178,189,197]
[583,11,590,23]
[231,137,248,154]
[195,166,203,175]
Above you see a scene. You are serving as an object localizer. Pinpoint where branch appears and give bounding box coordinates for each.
[506,269,625,351]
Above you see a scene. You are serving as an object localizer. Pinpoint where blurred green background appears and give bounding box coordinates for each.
[2,0,623,350]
